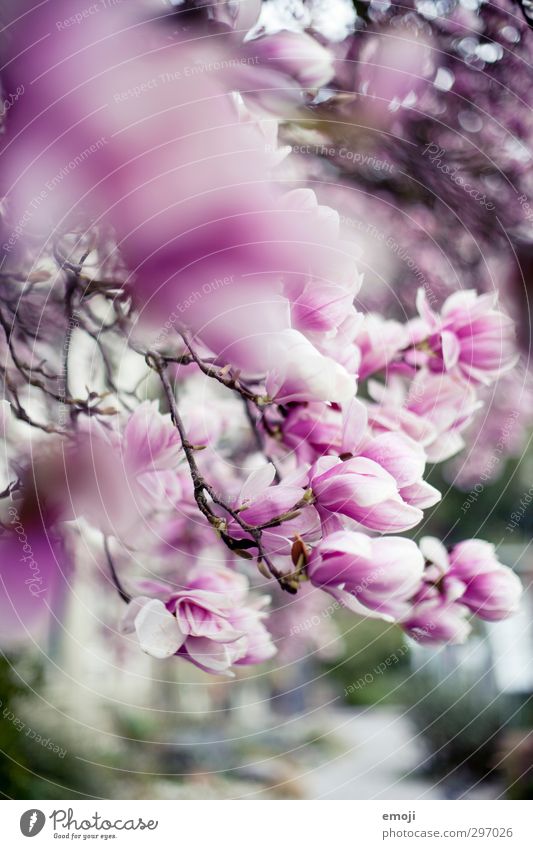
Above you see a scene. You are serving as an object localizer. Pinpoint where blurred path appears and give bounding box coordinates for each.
[302,707,443,800]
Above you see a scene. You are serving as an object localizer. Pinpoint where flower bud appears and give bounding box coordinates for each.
[448,540,522,621]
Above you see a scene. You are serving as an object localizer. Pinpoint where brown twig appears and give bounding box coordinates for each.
[104,536,131,604]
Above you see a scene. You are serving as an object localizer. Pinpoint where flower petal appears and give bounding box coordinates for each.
[135,599,185,659]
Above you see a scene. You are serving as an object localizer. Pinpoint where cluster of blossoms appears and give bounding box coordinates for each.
[244,0,533,488]
[0,0,525,675]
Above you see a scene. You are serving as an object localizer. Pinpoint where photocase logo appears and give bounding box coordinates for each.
[20,810,46,837]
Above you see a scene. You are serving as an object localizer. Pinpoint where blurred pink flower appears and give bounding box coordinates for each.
[265,330,356,404]
[249,30,335,89]
[119,401,183,476]
[448,539,522,621]
[290,280,359,334]
[401,536,522,643]
[354,26,435,122]
[356,315,408,379]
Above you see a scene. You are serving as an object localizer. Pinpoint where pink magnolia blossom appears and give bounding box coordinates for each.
[236,31,335,115]
[308,531,424,620]
[235,465,304,527]
[308,454,424,532]
[119,401,183,478]
[283,398,440,512]
[360,431,440,510]
[224,463,320,556]
[196,188,361,386]
[282,403,344,462]
[313,311,362,375]
[402,596,472,645]
[258,506,322,558]
[339,400,441,510]
[248,30,336,89]
[0,0,526,676]
[447,539,522,621]
[265,330,356,404]
[356,315,409,379]
[122,567,276,675]
[400,536,522,643]
[278,189,361,297]
[65,402,183,535]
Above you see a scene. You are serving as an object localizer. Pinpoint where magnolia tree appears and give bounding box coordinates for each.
[0,0,526,676]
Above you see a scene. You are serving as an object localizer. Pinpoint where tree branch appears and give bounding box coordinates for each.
[148,353,297,593]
